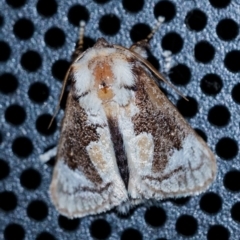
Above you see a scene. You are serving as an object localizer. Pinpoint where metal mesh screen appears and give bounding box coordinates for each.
[0,0,240,239]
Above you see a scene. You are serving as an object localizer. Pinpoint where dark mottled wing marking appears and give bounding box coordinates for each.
[107,117,129,188]
[58,91,103,184]
[132,65,187,173]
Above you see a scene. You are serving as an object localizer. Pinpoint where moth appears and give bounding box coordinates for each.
[43,19,217,218]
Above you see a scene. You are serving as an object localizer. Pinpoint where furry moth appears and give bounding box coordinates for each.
[45,19,217,218]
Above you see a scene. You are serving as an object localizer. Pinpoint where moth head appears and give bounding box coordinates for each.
[93,38,112,49]
[73,41,135,105]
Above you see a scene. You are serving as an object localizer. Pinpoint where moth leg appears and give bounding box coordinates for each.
[72,21,86,61]
[162,50,172,74]
[39,146,57,163]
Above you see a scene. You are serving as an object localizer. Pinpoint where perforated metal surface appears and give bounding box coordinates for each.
[0,0,240,239]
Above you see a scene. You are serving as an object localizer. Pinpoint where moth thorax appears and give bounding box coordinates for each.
[93,60,114,101]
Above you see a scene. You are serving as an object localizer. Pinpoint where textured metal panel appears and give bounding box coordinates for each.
[0,0,239,239]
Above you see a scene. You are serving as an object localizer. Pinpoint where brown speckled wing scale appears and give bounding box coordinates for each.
[125,63,217,201]
[50,90,128,218]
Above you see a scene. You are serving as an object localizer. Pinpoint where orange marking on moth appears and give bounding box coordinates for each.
[93,59,115,101]
[94,60,113,83]
[98,88,114,101]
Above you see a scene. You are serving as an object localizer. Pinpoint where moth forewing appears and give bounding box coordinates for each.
[50,88,129,219]
[48,37,216,218]
[121,61,216,199]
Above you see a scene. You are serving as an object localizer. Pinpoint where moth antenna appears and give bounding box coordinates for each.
[78,20,86,52]
[132,16,165,47]
[139,57,189,101]
[114,45,188,101]
[48,67,72,129]
[145,16,165,42]
[134,51,188,101]
[48,22,87,128]
[72,21,86,61]
[72,20,87,60]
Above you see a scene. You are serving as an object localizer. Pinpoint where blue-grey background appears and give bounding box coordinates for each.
[0,0,239,239]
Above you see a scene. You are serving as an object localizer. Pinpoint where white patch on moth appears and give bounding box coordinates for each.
[112,86,134,106]
[161,179,171,193]
[56,160,95,192]
[178,175,187,191]
[74,63,93,96]
[192,170,204,187]
[168,176,179,192]
[117,108,150,198]
[116,98,139,118]
[86,127,116,175]
[58,193,67,209]
[163,134,209,175]
[111,58,135,106]
[66,195,75,213]
[111,58,135,87]
[116,199,144,215]
[50,157,128,218]
[79,92,106,125]
[186,171,195,190]
[122,130,154,198]
[135,133,154,170]
[86,126,128,196]
[202,164,212,180]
